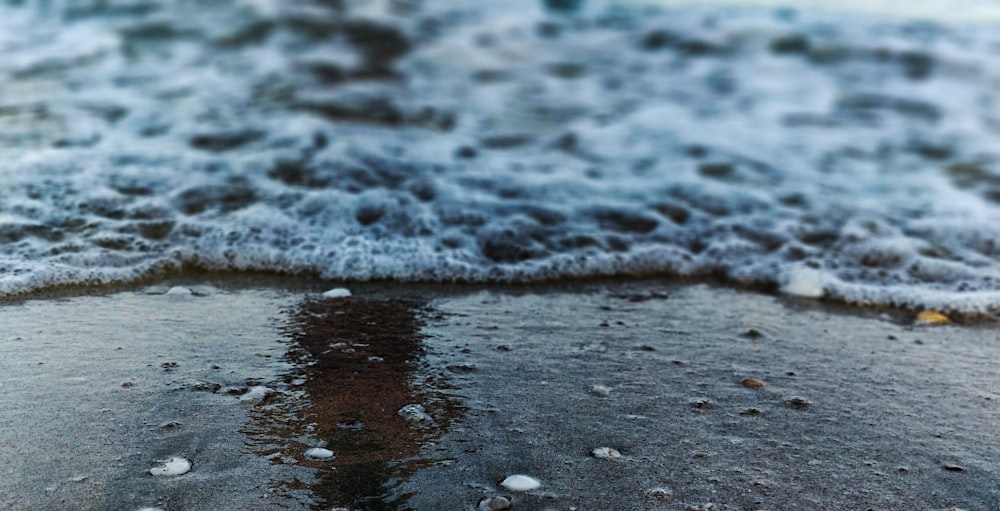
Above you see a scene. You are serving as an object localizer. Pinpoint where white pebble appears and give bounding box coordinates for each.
[500,474,540,491]
[592,447,622,459]
[149,457,192,477]
[322,288,352,298]
[304,447,335,460]
[398,404,433,425]
[165,286,193,296]
[589,385,611,397]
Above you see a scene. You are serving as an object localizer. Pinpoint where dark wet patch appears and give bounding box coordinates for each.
[172,183,257,215]
[652,202,691,224]
[342,19,412,68]
[589,207,659,234]
[0,223,64,243]
[189,130,265,152]
[296,98,454,130]
[480,133,535,150]
[770,34,811,55]
[546,62,587,79]
[836,93,941,123]
[355,203,386,226]
[135,220,175,240]
[213,20,276,49]
[479,227,545,263]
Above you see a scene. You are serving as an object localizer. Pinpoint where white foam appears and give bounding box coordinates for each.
[780,267,828,299]
[1,2,1000,313]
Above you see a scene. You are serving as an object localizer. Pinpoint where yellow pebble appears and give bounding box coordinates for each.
[915,310,951,326]
[741,377,766,388]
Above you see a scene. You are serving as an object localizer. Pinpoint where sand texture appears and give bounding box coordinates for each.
[0,281,997,510]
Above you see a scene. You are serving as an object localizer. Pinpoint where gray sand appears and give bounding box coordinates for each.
[1,281,997,510]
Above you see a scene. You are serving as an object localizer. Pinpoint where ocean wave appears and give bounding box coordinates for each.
[4,0,1000,312]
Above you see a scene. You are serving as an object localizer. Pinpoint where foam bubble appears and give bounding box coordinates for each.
[781,267,828,299]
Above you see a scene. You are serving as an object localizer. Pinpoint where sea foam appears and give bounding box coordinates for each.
[3,1,1000,313]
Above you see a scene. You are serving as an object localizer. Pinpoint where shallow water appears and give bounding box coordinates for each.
[4,0,1000,313]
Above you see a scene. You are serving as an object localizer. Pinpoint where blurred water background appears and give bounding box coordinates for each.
[5,0,1000,313]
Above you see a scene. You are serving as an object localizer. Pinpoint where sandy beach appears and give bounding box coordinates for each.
[1,279,997,511]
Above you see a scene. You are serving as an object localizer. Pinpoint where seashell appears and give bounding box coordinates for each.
[478,496,511,511]
[304,447,335,460]
[591,447,622,459]
[500,474,540,491]
[149,457,191,477]
[915,310,950,325]
[322,288,352,298]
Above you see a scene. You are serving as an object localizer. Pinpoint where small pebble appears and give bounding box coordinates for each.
[160,420,182,429]
[165,286,192,296]
[149,457,192,477]
[943,464,965,472]
[645,487,673,501]
[304,447,335,460]
[686,504,715,511]
[689,398,714,409]
[741,378,766,388]
[500,474,541,491]
[398,404,433,426]
[478,496,511,511]
[915,310,951,325]
[785,396,811,409]
[589,384,611,397]
[592,447,622,459]
[740,407,763,416]
[322,288,352,298]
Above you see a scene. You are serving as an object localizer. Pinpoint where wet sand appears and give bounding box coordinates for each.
[1,279,998,510]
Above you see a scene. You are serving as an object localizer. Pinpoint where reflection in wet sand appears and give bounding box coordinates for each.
[253,296,458,510]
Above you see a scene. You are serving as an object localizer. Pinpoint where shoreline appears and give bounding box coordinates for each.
[1,277,997,510]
